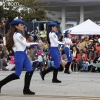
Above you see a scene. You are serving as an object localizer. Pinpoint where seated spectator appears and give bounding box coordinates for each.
[89,52,100,72]
[80,53,89,72]
[71,46,80,72]
[27,36,33,42]
[94,35,99,43]
[3,56,15,71]
[72,46,80,58]
[0,38,5,70]
[77,39,85,51]
[58,47,67,71]
[43,42,49,55]
[88,39,94,49]
[60,54,67,69]
[37,50,43,72]
[46,54,53,68]
[82,47,89,54]
[95,42,100,53]
[88,46,97,60]
[32,54,39,71]
[83,37,89,45]
[2,50,15,71]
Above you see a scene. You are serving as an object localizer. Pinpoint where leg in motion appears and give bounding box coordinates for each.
[23,54,35,95]
[23,70,35,95]
[64,62,71,74]
[40,67,54,81]
[0,73,19,93]
[64,47,72,74]
[52,68,61,83]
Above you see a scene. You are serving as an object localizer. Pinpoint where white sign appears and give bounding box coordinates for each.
[0,0,20,9]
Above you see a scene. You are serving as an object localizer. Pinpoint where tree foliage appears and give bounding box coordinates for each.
[0,6,19,21]
[0,0,49,22]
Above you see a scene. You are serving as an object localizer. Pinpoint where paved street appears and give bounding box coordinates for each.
[0,71,100,100]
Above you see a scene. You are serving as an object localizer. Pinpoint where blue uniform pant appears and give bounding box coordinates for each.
[14,51,33,76]
[50,47,60,69]
[64,47,72,62]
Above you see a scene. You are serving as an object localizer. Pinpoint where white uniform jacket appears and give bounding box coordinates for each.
[13,32,38,52]
[49,31,64,47]
[63,37,72,48]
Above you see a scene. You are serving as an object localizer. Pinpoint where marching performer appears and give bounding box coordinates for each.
[63,30,72,74]
[0,19,43,95]
[40,22,64,83]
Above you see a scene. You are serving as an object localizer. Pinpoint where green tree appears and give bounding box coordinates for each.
[15,0,49,22]
[0,0,49,22]
[0,6,19,22]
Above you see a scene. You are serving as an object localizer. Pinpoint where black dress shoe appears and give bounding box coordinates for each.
[64,70,70,74]
[52,79,61,83]
[23,89,35,95]
[40,72,44,81]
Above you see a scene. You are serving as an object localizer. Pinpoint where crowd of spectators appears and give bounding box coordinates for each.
[70,35,100,72]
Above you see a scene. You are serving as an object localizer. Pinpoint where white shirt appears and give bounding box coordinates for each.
[13,32,38,51]
[63,37,72,47]
[49,32,64,47]
[38,55,43,62]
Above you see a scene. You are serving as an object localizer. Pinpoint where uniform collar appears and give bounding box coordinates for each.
[15,31,18,34]
[50,30,60,38]
[66,36,70,38]
[56,32,60,39]
[15,31,23,34]
[50,30,55,33]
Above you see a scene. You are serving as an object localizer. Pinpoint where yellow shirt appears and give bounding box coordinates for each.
[83,40,87,45]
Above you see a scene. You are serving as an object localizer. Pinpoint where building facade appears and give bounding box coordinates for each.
[41,0,100,32]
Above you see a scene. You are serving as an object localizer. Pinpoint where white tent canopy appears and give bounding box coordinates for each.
[66,19,100,35]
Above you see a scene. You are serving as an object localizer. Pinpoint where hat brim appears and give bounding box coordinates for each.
[64,32,70,34]
[48,22,59,27]
[64,30,71,34]
[9,20,26,26]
